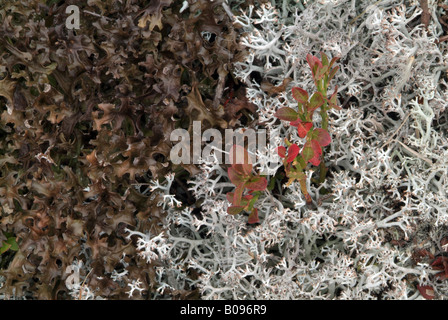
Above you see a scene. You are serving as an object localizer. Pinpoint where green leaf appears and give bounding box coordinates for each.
[0,242,11,255]
[301,142,314,162]
[314,64,329,81]
[308,92,325,113]
[329,56,339,69]
[328,66,339,83]
[274,107,299,122]
[227,206,245,215]
[320,52,329,66]
[287,169,306,181]
[291,87,308,104]
[328,86,341,110]
[6,237,18,251]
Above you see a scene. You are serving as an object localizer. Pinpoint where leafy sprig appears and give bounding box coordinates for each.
[226,145,267,224]
[275,52,340,205]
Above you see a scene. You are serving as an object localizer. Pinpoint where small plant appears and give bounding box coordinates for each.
[226,145,267,224]
[0,232,18,256]
[274,52,340,205]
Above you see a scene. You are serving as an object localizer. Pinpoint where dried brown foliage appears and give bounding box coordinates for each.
[0,0,249,299]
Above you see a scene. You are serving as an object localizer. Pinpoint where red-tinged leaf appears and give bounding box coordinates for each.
[228,206,245,215]
[311,128,331,147]
[329,56,340,69]
[286,144,300,163]
[289,118,301,127]
[306,54,322,76]
[315,65,329,80]
[431,256,448,270]
[248,208,260,224]
[320,52,329,66]
[233,183,245,206]
[328,86,341,110]
[309,140,322,166]
[226,192,234,203]
[292,87,308,104]
[301,142,314,163]
[274,107,299,122]
[229,145,252,175]
[227,192,252,206]
[233,163,252,177]
[287,169,306,181]
[276,146,286,158]
[417,285,435,300]
[328,66,339,82]
[245,176,268,191]
[228,167,246,186]
[0,242,11,255]
[309,157,321,166]
[297,121,313,138]
[308,92,325,112]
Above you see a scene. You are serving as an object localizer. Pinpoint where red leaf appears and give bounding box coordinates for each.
[286,144,300,163]
[306,53,322,77]
[229,145,252,175]
[276,146,286,158]
[274,107,299,122]
[297,121,313,138]
[431,256,448,270]
[311,128,331,147]
[232,183,245,206]
[228,167,246,186]
[248,208,260,224]
[245,176,268,191]
[417,285,435,300]
[227,192,253,206]
[292,87,308,104]
[309,140,322,166]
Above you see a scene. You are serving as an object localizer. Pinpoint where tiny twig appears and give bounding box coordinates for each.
[349,0,382,25]
[78,268,94,300]
[437,35,448,43]
[381,112,411,148]
[394,139,433,165]
[83,10,114,22]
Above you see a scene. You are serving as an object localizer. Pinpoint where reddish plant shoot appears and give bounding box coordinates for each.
[226,145,267,224]
[274,52,340,205]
